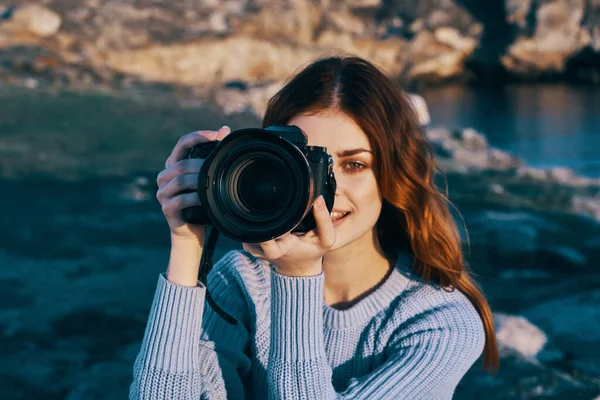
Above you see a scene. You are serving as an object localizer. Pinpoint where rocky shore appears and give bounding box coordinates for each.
[1,1,598,224]
[1,0,600,95]
[0,85,598,399]
[1,1,600,399]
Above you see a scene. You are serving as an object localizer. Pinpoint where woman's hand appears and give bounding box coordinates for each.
[242,195,336,277]
[158,126,231,286]
[156,126,231,245]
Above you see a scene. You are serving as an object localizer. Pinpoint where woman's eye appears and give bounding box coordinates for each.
[343,161,366,172]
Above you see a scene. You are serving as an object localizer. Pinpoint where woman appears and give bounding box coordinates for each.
[130,55,498,399]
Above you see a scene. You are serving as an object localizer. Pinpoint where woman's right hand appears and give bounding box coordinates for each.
[156,126,231,245]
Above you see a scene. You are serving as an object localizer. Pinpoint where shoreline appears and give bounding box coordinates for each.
[1,83,597,222]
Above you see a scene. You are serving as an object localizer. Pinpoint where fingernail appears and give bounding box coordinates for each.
[316,195,325,209]
[220,125,230,131]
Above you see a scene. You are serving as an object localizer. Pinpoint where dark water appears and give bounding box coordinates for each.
[421,84,600,177]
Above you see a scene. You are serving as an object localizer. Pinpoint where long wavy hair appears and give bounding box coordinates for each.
[262,55,499,371]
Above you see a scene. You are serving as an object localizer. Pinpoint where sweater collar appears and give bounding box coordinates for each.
[322,251,414,329]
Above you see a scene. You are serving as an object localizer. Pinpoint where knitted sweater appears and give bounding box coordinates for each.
[130,250,485,399]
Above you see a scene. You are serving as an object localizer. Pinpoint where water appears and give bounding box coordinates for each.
[420,84,600,177]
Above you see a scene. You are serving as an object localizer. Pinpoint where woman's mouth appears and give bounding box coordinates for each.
[331,211,350,226]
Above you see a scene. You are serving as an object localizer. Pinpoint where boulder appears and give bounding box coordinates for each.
[523,290,600,361]
[408,29,477,82]
[502,0,591,76]
[407,93,431,126]
[0,4,61,41]
[494,313,547,358]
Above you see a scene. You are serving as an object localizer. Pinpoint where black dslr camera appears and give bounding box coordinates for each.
[181,125,337,243]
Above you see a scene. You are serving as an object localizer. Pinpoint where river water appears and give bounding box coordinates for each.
[421,84,600,177]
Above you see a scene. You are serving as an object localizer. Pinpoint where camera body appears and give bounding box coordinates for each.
[181,125,336,243]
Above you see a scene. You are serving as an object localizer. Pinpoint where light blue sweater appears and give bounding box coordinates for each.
[130,250,485,399]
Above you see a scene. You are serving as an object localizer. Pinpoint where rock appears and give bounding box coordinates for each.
[548,167,575,183]
[452,148,489,170]
[65,360,132,399]
[1,0,600,91]
[584,1,600,52]
[235,2,322,46]
[208,10,229,34]
[502,0,591,76]
[424,126,520,172]
[407,93,431,127]
[0,4,61,39]
[408,30,475,82]
[488,148,521,170]
[494,313,547,359]
[101,36,317,85]
[572,195,600,220]
[434,27,478,53]
[410,19,425,34]
[326,9,368,36]
[213,86,251,115]
[505,0,533,29]
[213,81,282,117]
[490,183,505,195]
[460,128,488,151]
[517,166,550,180]
[523,290,600,360]
[345,0,381,9]
[23,77,38,89]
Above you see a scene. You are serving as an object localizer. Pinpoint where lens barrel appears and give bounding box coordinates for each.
[198,129,314,243]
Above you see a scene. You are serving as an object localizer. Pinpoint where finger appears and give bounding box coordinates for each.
[273,234,298,256]
[157,159,203,187]
[259,240,282,259]
[311,195,336,248]
[242,242,263,258]
[165,130,218,168]
[157,173,199,201]
[215,125,231,140]
[161,192,201,217]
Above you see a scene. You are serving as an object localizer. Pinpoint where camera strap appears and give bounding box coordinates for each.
[198,226,238,325]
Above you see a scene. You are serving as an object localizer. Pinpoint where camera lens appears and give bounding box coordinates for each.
[234,156,289,213]
[198,129,313,242]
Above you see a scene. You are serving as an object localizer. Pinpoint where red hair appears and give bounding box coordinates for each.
[263,55,499,371]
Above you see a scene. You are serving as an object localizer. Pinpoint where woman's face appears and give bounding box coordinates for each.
[287,111,383,252]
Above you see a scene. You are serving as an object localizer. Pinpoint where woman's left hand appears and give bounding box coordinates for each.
[242,195,336,277]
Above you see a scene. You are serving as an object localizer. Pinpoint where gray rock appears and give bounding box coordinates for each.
[460,128,488,151]
[523,290,600,357]
[407,93,431,126]
[494,313,547,359]
[548,167,575,183]
[572,195,600,221]
[488,148,520,170]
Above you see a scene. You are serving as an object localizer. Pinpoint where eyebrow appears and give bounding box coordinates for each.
[336,148,373,157]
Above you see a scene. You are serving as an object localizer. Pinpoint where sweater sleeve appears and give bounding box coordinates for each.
[129,251,252,400]
[267,271,486,400]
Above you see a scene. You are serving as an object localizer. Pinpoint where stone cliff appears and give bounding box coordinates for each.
[1,0,599,91]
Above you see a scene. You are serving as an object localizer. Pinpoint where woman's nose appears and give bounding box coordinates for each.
[332,173,347,194]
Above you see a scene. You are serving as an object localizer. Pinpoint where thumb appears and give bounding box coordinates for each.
[216,125,231,140]
[312,195,336,248]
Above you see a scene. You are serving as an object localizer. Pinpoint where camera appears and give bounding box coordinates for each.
[181,125,337,243]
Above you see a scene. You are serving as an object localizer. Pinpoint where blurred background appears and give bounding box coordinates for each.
[0,0,599,399]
